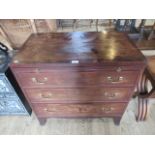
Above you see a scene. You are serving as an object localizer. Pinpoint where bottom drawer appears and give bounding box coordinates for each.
[33,103,127,118]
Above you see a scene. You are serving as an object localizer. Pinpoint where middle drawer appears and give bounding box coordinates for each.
[14,70,139,88]
[24,87,133,103]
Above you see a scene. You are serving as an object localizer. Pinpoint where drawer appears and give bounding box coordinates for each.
[14,70,139,88]
[32,103,127,118]
[24,87,132,103]
[10,64,143,72]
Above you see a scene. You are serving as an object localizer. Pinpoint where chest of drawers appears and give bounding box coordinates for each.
[9,32,146,125]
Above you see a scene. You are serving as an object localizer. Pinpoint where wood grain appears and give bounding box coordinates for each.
[11,31,145,64]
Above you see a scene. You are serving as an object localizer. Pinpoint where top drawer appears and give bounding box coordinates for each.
[12,69,139,88]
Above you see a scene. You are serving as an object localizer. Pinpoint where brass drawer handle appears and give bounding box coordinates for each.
[35,68,41,73]
[102,107,115,113]
[104,92,118,98]
[32,77,48,84]
[44,107,57,112]
[107,76,124,83]
[40,93,53,98]
[116,67,122,72]
[78,107,88,113]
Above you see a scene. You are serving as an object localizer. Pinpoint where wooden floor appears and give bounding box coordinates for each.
[0,98,155,135]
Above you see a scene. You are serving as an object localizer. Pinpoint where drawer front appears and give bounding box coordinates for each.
[0,98,28,115]
[10,64,143,72]
[33,103,126,118]
[24,87,132,103]
[14,70,139,88]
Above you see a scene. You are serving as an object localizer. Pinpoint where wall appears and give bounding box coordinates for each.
[0,19,57,49]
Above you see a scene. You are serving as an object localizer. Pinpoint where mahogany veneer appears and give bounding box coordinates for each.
[33,103,127,118]
[9,31,146,125]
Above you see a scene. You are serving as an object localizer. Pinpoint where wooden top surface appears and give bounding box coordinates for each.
[12,31,146,64]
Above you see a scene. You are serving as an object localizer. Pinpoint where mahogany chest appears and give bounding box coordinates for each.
[9,31,146,125]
